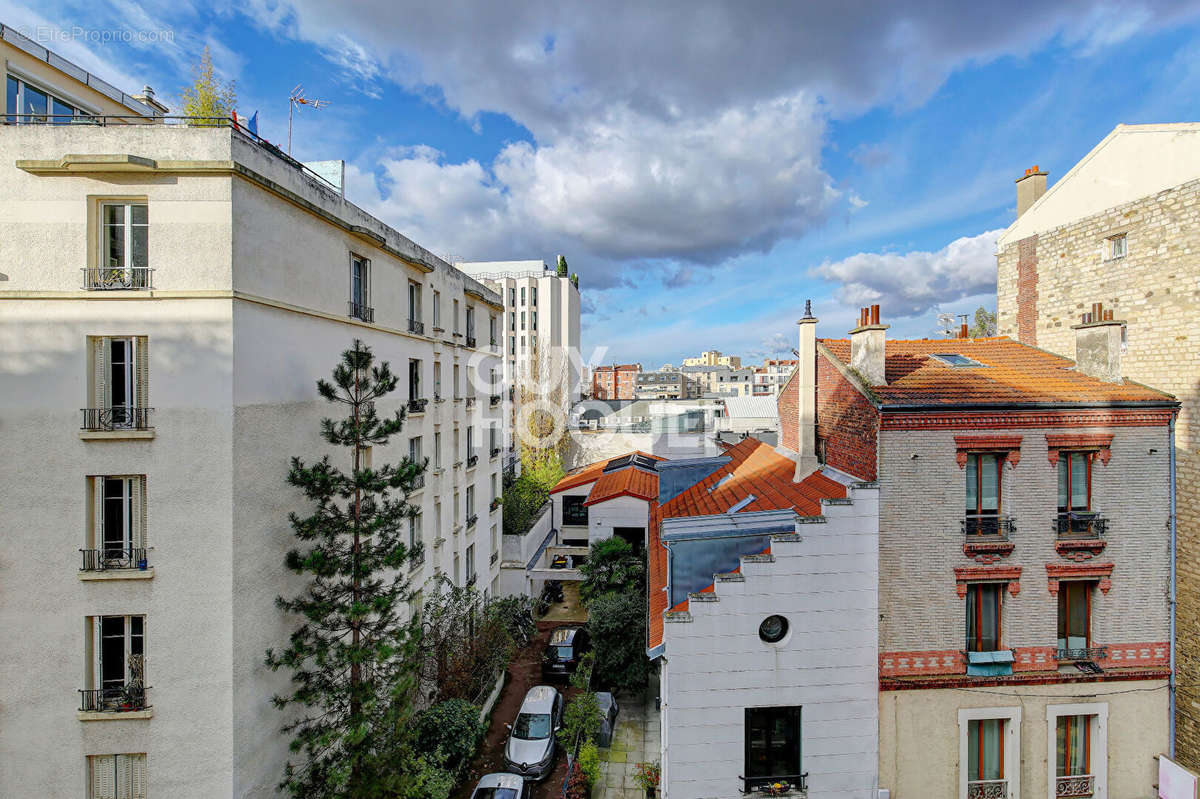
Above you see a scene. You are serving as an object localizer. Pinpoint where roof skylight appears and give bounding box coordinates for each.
[931,353,985,367]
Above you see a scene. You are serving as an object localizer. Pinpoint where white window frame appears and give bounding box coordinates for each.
[1046,703,1108,799]
[107,337,137,409]
[99,201,149,280]
[350,254,371,316]
[91,614,146,692]
[1107,233,1127,260]
[432,289,442,329]
[957,706,1021,799]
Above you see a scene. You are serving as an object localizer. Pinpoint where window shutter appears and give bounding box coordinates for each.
[128,754,147,799]
[135,337,149,408]
[91,616,103,691]
[133,477,147,549]
[92,476,105,550]
[91,755,117,799]
[92,337,108,409]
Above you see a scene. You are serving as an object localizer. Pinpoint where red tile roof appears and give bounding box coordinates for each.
[647,438,846,650]
[585,467,659,505]
[550,451,663,495]
[820,337,1172,406]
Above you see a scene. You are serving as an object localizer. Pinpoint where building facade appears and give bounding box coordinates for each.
[778,304,1177,799]
[455,260,581,471]
[995,123,1200,768]
[681,349,742,368]
[754,358,799,396]
[635,370,686,400]
[0,33,506,798]
[592,363,641,401]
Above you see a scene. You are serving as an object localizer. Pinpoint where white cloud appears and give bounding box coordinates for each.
[812,229,1003,317]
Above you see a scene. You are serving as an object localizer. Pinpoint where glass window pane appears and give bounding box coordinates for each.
[1058,459,1069,510]
[980,454,999,511]
[130,204,148,225]
[1071,453,1088,509]
[1068,584,1088,648]
[981,719,1003,780]
[22,83,47,122]
[51,97,76,124]
[980,586,999,651]
[965,455,978,511]
[6,75,18,124]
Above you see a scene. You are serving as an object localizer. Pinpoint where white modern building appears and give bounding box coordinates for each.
[455,259,582,470]
[0,27,505,799]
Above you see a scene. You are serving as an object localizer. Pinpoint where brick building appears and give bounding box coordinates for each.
[995,123,1200,768]
[591,363,641,401]
[778,303,1178,799]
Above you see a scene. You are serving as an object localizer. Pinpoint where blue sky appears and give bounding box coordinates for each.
[8,0,1200,367]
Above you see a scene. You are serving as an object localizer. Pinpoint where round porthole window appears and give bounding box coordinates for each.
[758,615,788,643]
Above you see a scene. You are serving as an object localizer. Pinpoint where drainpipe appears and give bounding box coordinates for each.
[1170,413,1178,758]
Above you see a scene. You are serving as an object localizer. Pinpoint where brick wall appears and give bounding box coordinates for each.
[996,178,1200,766]
[878,422,1171,658]
[816,352,879,481]
[777,367,798,452]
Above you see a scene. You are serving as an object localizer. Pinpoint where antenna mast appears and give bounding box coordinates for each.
[287,85,329,155]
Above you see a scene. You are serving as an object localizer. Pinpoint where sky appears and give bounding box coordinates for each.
[9,0,1200,368]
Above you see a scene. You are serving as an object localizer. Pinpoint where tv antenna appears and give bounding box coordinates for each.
[936,312,956,337]
[287,85,329,155]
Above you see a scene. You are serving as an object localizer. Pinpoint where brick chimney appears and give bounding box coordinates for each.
[794,300,820,481]
[849,304,888,386]
[1016,165,1048,217]
[1072,302,1125,383]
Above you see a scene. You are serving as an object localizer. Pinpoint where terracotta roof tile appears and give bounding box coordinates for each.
[550,450,663,495]
[585,466,659,505]
[820,337,1173,406]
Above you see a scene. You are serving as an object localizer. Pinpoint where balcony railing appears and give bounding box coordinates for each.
[967,779,1008,799]
[961,514,1015,538]
[81,407,153,431]
[466,396,476,408]
[1057,645,1107,662]
[466,573,477,586]
[81,547,148,571]
[490,551,499,566]
[490,498,502,511]
[411,474,425,490]
[739,773,808,794]
[82,266,153,290]
[467,454,479,468]
[466,335,477,348]
[1056,774,1094,798]
[79,684,148,713]
[408,397,428,414]
[467,514,478,527]
[408,318,425,335]
[349,301,374,323]
[490,394,502,406]
[490,446,501,458]
[1055,511,1108,538]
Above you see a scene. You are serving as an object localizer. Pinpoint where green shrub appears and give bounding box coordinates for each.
[579,538,643,604]
[588,590,650,691]
[558,690,603,748]
[394,751,456,799]
[414,698,485,776]
[578,740,601,789]
[486,594,537,645]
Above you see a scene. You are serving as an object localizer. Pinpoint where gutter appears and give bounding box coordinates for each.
[878,400,1180,412]
[1170,413,1179,757]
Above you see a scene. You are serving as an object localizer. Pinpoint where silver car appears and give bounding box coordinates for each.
[469,772,528,799]
[503,685,563,781]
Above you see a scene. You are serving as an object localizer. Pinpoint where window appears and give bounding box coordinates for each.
[409,436,422,466]
[744,706,801,791]
[466,485,475,519]
[965,453,1002,535]
[1108,233,1127,260]
[1057,582,1091,656]
[408,282,422,326]
[758,615,788,644]
[966,583,1001,652]
[466,306,475,339]
[467,426,475,457]
[489,316,497,344]
[531,286,538,305]
[491,473,498,501]
[434,362,442,399]
[466,544,476,583]
[88,753,147,799]
[532,310,538,331]
[96,203,149,288]
[350,254,372,321]
[432,290,442,329]
[87,336,149,429]
[454,429,461,464]
[521,311,526,331]
[1058,452,1094,534]
[434,432,442,467]
[510,311,516,331]
[562,495,589,526]
[408,359,421,401]
[453,299,460,334]
[87,476,146,569]
[453,364,461,398]
[85,615,146,711]
[510,336,516,355]
[509,287,516,306]
[968,719,1005,786]
[490,424,498,452]
[7,73,87,124]
[454,490,461,524]
[521,286,526,306]
[408,513,422,557]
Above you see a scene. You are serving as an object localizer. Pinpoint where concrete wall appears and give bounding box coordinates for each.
[879,680,1168,799]
[566,430,719,465]
[661,486,880,799]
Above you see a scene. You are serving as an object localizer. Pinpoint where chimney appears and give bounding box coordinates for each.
[794,300,820,481]
[132,85,169,116]
[849,303,888,386]
[1016,165,1048,217]
[1072,302,1125,383]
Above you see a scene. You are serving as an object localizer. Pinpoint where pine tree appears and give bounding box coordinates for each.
[556,254,569,277]
[266,340,425,799]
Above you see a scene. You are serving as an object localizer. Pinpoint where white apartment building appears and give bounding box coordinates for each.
[0,28,506,799]
[754,358,799,396]
[455,260,581,469]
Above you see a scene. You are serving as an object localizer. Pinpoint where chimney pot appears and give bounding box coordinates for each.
[1073,302,1124,382]
[1016,165,1049,217]
[871,304,880,325]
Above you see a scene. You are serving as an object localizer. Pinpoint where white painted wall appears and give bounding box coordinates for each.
[584,495,650,547]
[661,486,880,799]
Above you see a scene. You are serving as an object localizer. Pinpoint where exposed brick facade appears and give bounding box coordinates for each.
[591,363,640,400]
[815,351,879,480]
[997,176,1200,767]
[1015,233,1039,346]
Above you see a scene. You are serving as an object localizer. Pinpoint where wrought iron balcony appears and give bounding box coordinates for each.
[79,684,149,713]
[467,454,479,468]
[408,318,425,335]
[491,446,501,458]
[81,547,148,571]
[1056,774,1094,798]
[466,573,477,586]
[408,397,428,414]
[739,773,808,794]
[1057,645,1108,662]
[349,301,374,323]
[434,393,445,403]
[490,394,502,406]
[961,514,1015,538]
[466,396,476,408]
[466,335,477,348]
[81,407,153,431]
[82,266,153,290]
[1055,511,1108,539]
[967,779,1008,799]
[411,474,425,490]
[490,551,499,565]
[467,514,478,527]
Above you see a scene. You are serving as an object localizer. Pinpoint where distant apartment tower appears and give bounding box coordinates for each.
[682,349,741,368]
[0,27,506,798]
[592,363,641,401]
[455,260,581,466]
[754,358,798,396]
[995,124,1200,769]
[635,370,686,400]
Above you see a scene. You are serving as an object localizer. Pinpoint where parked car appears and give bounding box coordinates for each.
[504,685,563,781]
[594,691,620,747]
[469,772,529,799]
[541,625,591,680]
